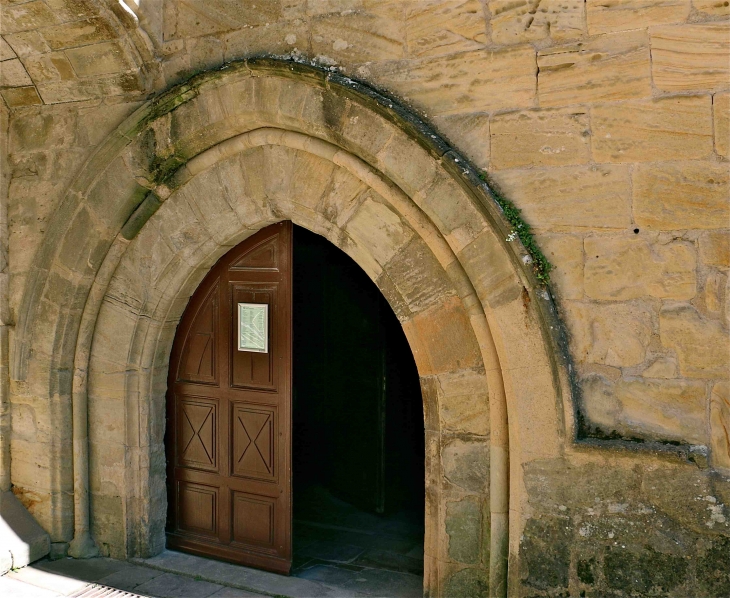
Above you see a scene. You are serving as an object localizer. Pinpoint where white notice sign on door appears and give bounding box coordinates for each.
[238,303,269,353]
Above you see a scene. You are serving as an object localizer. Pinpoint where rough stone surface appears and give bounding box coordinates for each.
[642,357,678,379]
[603,546,688,594]
[436,369,489,436]
[66,42,125,77]
[442,566,489,597]
[310,9,405,64]
[587,0,691,34]
[715,92,730,158]
[651,23,730,92]
[3,7,730,597]
[403,297,483,376]
[711,381,730,470]
[633,162,730,230]
[371,45,536,115]
[659,304,729,378]
[536,234,584,300]
[521,516,571,590]
[445,497,482,564]
[537,30,651,106]
[488,0,585,45]
[406,0,486,58]
[493,165,632,231]
[701,269,727,316]
[0,58,33,87]
[432,112,490,169]
[700,231,730,268]
[582,376,707,442]
[491,107,591,169]
[441,438,488,493]
[1,86,42,107]
[522,457,730,596]
[591,95,713,162]
[694,0,730,15]
[566,301,652,367]
[696,536,730,597]
[584,236,696,300]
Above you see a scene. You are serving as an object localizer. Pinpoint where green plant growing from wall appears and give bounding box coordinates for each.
[479,171,553,285]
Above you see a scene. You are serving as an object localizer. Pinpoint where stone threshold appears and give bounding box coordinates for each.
[131,550,366,598]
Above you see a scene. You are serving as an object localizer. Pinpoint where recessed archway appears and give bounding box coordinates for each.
[13,59,573,597]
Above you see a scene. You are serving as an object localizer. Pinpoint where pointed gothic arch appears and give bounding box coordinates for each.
[13,59,574,597]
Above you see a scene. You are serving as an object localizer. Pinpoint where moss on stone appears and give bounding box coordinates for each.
[577,557,596,585]
[445,497,482,564]
[603,545,688,594]
[443,566,489,598]
[149,154,187,185]
[696,537,730,596]
[521,517,571,590]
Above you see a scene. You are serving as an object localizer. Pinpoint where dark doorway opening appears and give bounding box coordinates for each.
[292,226,425,594]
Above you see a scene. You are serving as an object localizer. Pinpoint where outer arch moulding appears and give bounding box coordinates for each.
[13,57,577,435]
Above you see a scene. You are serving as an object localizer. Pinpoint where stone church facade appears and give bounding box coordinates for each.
[0,1,728,596]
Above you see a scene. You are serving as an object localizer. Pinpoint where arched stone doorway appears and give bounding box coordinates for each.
[13,59,572,597]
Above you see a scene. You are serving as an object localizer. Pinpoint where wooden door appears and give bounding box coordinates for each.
[166,221,293,575]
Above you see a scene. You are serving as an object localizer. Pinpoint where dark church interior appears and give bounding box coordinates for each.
[292,225,425,593]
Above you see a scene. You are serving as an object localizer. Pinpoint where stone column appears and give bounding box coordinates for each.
[0,99,10,494]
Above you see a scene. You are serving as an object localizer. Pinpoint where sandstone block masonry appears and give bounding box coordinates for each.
[1,1,729,597]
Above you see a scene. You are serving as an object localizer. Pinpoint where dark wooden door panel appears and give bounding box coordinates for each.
[177,481,219,537]
[166,222,292,575]
[177,395,219,473]
[232,403,277,482]
[230,236,280,271]
[178,282,219,385]
[230,284,277,390]
[231,491,277,548]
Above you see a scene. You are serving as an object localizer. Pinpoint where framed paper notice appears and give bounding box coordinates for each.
[238,303,269,353]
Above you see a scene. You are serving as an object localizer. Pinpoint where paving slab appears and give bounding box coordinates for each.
[208,587,269,597]
[34,557,130,582]
[0,574,64,598]
[133,550,355,598]
[7,565,91,595]
[97,565,166,592]
[298,564,423,598]
[134,572,223,598]
[354,548,423,575]
[299,540,366,564]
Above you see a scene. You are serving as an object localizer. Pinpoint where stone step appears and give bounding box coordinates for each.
[0,490,50,573]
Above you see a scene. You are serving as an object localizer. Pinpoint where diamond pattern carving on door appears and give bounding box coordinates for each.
[178,397,218,472]
[233,405,276,481]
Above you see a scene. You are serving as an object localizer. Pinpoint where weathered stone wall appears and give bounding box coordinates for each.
[146,0,730,470]
[518,450,730,597]
[1,1,728,596]
[5,97,142,540]
[8,66,538,595]
[0,0,149,105]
